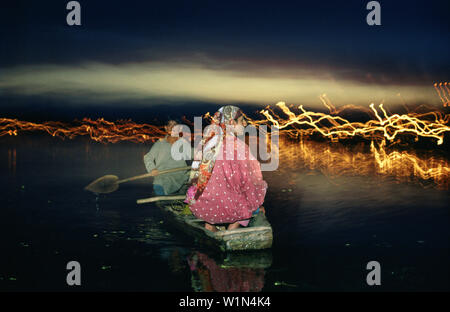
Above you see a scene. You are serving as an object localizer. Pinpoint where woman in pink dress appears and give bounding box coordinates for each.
[184,105,268,232]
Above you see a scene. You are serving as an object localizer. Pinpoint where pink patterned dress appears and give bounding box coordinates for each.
[187,132,267,226]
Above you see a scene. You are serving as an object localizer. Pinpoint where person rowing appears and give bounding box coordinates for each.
[143,120,192,195]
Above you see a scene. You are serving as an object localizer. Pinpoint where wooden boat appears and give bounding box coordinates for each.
[156,200,273,252]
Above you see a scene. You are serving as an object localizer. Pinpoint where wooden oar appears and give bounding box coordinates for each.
[84,166,191,194]
[137,194,186,204]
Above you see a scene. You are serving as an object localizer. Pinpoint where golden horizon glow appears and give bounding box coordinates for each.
[0,61,443,108]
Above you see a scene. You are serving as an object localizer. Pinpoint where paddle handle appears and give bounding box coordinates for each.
[137,195,186,204]
[117,166,191,184]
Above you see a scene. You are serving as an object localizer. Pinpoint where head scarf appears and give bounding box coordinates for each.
[187,105,242,202]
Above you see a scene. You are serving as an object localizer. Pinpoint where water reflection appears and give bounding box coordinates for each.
[7,148,16,176]
[0,136,448,291]
[279,138,449,190]
[100,215,174,245]
[187,251,271,292]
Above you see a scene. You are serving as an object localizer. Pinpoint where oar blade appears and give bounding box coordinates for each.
[84,175,120,194]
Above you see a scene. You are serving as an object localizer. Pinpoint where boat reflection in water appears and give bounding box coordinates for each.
[186,250,272,292]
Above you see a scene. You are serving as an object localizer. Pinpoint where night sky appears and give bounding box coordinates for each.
[0,0,449,120]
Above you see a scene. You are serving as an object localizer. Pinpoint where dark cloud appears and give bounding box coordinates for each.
[0,0,448,109]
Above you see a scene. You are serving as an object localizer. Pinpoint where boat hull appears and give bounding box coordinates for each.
[157,201,273,252]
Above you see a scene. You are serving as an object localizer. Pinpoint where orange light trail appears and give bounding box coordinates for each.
[434,82,450,107]
[1,99,449,189]
[0,118,165,143]
[1,99,449,146]
[445,82,450,107]
[258,100,450,145]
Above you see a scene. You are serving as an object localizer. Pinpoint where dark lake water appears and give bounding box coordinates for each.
[0,135,449,291]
